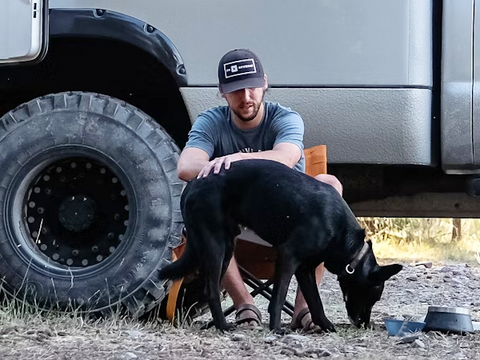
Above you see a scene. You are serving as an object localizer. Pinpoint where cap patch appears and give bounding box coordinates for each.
[224,58,257,79]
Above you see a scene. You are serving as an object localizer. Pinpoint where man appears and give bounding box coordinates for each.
[177,49,342,330]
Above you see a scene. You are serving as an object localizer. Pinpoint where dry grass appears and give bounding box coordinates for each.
[359,217,480,265]
[1,218,479,359]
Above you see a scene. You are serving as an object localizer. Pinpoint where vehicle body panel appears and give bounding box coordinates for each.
[0,0,48,64]
[50,0,434,166]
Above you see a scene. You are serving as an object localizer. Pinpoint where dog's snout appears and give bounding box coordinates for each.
[348,310,372,328]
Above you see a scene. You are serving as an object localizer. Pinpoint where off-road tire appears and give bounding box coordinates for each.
[0,92,183,317]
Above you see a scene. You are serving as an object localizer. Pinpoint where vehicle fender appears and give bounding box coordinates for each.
[49,8,187,86]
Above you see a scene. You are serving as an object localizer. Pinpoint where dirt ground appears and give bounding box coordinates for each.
[1,260,480,359]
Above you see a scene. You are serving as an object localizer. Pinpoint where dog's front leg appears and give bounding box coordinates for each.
[295,265,335,332]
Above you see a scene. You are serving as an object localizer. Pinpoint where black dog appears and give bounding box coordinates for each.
[159,159,402,331]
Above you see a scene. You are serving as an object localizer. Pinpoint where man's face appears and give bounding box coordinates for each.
[222,86,265,122]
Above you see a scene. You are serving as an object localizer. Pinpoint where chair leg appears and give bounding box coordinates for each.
[165,277,185,322]
[240,269,294,316]
[204,265,294,329]
[239,265,294,316]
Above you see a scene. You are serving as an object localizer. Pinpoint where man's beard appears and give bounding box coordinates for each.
[231,93,265,122]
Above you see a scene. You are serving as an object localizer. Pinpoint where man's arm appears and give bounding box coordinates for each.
[239,142,301,167]
[177,147,211,181]
[195,142,301,178]
[177,143,301,181]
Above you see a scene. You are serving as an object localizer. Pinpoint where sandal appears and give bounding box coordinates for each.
[290,308,320,332]
[235,304,262,329]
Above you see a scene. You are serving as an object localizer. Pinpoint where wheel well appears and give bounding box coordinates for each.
[0,37,191,147]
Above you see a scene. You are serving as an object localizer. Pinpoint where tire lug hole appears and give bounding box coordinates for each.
[26,157,130,267]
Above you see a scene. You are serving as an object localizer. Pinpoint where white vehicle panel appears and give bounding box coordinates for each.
[0,0,45,63]
[50,0,432,87]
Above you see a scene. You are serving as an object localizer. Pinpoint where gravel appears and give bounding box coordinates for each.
[1,261,479,359]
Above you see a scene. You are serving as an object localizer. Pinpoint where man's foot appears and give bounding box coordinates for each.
[235,304,262,329]
[290,308,321,332]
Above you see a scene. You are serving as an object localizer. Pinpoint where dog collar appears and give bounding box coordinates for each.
[344,242,370,275]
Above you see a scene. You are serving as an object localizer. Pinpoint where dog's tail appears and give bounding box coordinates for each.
[158,245,198,281]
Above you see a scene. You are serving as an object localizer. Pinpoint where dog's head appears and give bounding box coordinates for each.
[338,240,402,328]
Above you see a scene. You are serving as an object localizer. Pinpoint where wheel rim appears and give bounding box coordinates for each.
[24,157,129,268]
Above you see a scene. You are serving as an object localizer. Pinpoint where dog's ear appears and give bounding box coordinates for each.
[356,229,367,241]
[369,264,402,283]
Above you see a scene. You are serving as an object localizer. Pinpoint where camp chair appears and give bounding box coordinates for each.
[164,145,327,324]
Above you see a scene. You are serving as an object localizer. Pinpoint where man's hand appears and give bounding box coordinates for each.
[178,143,301,181]
[197,153,244,178]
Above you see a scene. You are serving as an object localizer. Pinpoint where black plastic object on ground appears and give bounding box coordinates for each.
[423,306,474,334]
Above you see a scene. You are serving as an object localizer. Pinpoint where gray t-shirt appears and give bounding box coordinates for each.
[185,101,305,172]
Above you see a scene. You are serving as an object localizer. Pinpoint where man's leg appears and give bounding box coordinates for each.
[314,174,343,195]
[291,264,326,330]
[291,174,343,330]
[221,257,261,327]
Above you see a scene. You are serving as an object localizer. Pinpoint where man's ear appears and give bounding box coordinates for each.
[263,74,268,91]
[218,84,227,99]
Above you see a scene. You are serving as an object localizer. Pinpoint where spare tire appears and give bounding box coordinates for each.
[0,92,183,317]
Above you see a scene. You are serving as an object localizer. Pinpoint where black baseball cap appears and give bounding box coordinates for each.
[218,49,265,93]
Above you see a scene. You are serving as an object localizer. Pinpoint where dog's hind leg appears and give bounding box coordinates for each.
[295,264,335,332]
[220,226,237,280]
[205,263,231,330]
[199,225,237,330]
[268,250,299,331]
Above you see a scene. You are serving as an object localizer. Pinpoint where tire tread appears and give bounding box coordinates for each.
[0,91,183,318]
